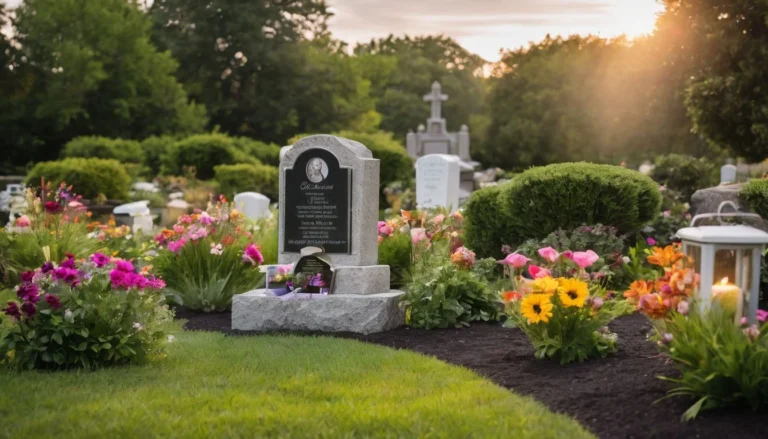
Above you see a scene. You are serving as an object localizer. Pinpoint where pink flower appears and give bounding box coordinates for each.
[52,267,79,285]
[562,250,574,260]
[646,237,657,246]
[199,212,213,226]
[498,253,530,268]
[538,247,559,263]
[377,221,393,236]
[433,214,445,225]
[663,210,671,218]
[411,228,428,245]
[168,239,187,253]
[173,224,186,234]
[90,252,110,268]
[591,297,604,310]
[109,269,127,288]
[147,276,166,290]
[15,215,31,227]
[115,260,135,273]
[571,250,599,269]
[243,244,264,266]
[757,309,768,323]
[528,265,551,279]
[660,333,674,346]
[744,325,761,343]
[677,300,690,316]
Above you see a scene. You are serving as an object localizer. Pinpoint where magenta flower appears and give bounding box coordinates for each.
[3,301,20,319]
[45,294,61,310]
[60,256,76,269]
[147,276,166,290]
[537,247,559,263]
[756,309,768,323]
[52,267,80,285]
[377,221,393,236]
[562,250,574,260]
[646,237,657,246]
[16,283,39,302]
[168,239,187,253]
[571,250,600,269]
[199,212,214,226]
[21,301,36,318]
[44,201,62,214]
[20,271,34,283]
[41,262,54,273]
[90,253,110,268]
[498,253,530,268]
[410,227,428,244]
[309,274,327,287]
[109,269,127,288]
[243,244,264,266]
[115,260,135,273]
[528,264,551,279]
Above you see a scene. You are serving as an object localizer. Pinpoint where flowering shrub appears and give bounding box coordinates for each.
[501,248,633,364]
[152,201,264,312]
[0,255,172,369]
[402,240,499,329]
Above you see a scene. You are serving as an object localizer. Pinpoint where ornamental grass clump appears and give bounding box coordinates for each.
[152,200,264,312]
[0,254,172,370]
[501,246,633,364]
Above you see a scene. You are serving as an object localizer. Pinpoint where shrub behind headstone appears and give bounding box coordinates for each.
[61,136,144,164]
[215,163,278,201]
[740,178,768,219]
[26,158,131,200]
[169,134,260,179]
[651,154,718,202]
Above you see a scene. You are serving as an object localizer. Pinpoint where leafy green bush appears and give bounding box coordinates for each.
[0,255,173,369]
[61,136,144,164]
[651,154,718,202]
[516,224,626,259]
[141,136,178,176]
[168,134,260,179]
[26,158,131,200]
[403,241,499,329]
[233,137,282,166]
[152,204,264,311]
[463,185,512,259]
[378,233,412,288]
[657,308,768,420]
[214,163,279,201]
[741,178,768,220]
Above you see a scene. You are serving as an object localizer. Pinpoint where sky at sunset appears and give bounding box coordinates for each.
[4,0,665,61]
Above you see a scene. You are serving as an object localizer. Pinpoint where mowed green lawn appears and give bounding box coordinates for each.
[0,331,593,439]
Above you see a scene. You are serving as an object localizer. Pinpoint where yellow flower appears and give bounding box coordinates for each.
[521,294,554,324]
[557,278,589,308]
[531,276,559,295]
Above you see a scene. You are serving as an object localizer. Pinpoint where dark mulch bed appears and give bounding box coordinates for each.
[176,308,767,439]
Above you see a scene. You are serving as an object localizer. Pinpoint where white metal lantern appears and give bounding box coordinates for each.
[676,204,768,324]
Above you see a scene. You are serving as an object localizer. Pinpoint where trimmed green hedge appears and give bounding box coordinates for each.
[26,158,131,200]
[233,137,282,167]
[463,163,662,258]
[169,134,260,179]
[61,136,144,164]
[214,163,279,201]
[141,136,178,176]
[740,179,768,219]
[651,154,718,201]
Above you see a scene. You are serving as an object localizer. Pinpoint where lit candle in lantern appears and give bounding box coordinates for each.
[711,277,743,316]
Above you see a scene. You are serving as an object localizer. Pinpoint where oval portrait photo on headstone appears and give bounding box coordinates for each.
[305,158,329,183]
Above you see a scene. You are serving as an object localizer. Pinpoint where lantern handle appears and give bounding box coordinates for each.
[689,201,764,226]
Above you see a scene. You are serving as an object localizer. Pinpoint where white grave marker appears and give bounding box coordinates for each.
[234,192,271,220]
[416,154,460,212]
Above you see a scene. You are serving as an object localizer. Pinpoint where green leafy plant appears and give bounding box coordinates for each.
[214,163,279,201]
[655,307,768,421]
[651,154,718,202]
[517,224,626,261]
[403,241,499,329]
[61,136,144,164]
[232,137,282,166]
[152,203,264,311]
[168,133,261,180]
[378,232,412,288]
[463,184,509,259]
[741,178,768,220]
[26,158,132,200]
[0,255,173,370]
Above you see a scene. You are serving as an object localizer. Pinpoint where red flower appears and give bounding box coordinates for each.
[21,301,36,318]
[3,301,20,319]
[45,294,61,310]
[44,201,63,214]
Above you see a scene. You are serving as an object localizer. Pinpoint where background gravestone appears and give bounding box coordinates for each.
[416,154,460,212]
[234,192,271,220]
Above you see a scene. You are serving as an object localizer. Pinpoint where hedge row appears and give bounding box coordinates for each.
[464,162,662,258]
[26,158,132,200]
[740,179,768,220]
[215,163,279,201]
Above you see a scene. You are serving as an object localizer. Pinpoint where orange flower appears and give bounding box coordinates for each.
[623,280,653,304]
[222,235,234,246]
[661,267,699,297]
[638,293,669,319]
[502,291,522,302]
[647,245,684,268]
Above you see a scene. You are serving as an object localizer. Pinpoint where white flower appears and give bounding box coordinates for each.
[125,234,133,240]
[210,243,223,255]
[64,309,74,323]
[622,256,631,264]
[133,322,143,331]
[167,335,176,343]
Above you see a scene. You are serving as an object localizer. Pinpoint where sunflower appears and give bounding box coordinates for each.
[521,294,554,324]
[557,278,589,308]
[531,276,559,295]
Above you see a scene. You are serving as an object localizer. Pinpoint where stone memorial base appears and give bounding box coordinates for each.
[232,290,405,334]
[333,265,390,295]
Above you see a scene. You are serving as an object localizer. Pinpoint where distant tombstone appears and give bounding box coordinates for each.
[133,182,159,193]
[132,214,154,235]
[638,161,655,175]
[416,154,460,212]
[721,163,737,184]
[168,192,184,200]
[113,200,150,216]
[234,192,271,220]
[113,201,151,231]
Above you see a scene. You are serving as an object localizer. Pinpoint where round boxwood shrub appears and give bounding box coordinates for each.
[141,135,178,176]
[169,134,260,179]
[233,137,282,167]
[651,154,718,202]
[214,163,279,201]
[463,184,516,259]
[740,178,768,219]
[61,136,144,164]
[26,158,131,200]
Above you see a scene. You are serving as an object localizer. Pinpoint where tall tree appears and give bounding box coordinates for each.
[149,0,373,143]
[354,35,487,139]
[657,0,768,162]
[2,0,206,171]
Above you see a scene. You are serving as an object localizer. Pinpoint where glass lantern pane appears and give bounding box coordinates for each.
[686,245,701,273]
[714,249,737,283]
[740,250,753,312]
